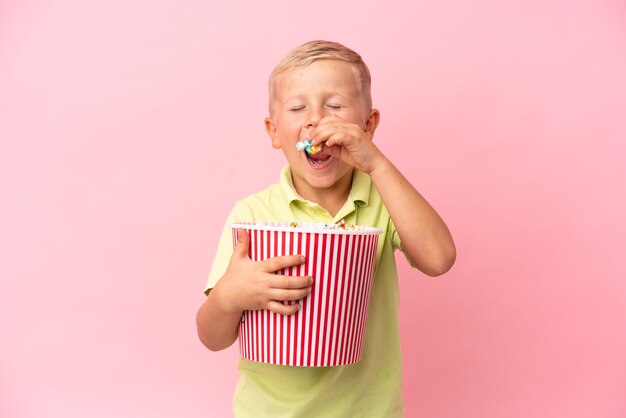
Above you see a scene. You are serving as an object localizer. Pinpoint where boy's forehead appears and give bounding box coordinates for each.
[274,60,360,96]
[280,59,355,79]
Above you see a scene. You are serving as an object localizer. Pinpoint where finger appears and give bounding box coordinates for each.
[310,123,345,144]
[325,128,366,148]
[313,125,362,147]
[323,144,343,159]
[270,275,314,289]
[316,116,353,130]
[260,254,306,273]
[232,228,250,259]
[310,126,337,145]
[269,286,312,302]
[323,131,345,147]
[267,300,302,316]
[318,114,344,126]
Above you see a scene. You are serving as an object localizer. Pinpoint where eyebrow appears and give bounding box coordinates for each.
[282,95,305,105]
[282,92,350,105]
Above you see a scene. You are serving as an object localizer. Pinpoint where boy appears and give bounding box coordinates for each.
[196,40,456,417]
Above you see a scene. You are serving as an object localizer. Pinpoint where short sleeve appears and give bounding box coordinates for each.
[389,218,418,268]
[390,218,401,250]
[204,202,254,294]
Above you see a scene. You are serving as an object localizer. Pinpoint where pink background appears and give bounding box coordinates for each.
[1,1,625,417]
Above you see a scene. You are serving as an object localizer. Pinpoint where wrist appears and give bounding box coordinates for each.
[367,154,394,179]
[211,279,242,316]
[357,145,388,175]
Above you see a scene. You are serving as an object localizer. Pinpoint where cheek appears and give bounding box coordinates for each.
[278,120,302,136]
[340,110,367,126]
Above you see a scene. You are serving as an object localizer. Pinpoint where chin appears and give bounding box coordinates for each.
[307,169,352,190]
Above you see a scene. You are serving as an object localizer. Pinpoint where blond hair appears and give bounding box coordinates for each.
[268,40,372,112]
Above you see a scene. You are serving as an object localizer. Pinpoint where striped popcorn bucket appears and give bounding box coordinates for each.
[232,222,381,367]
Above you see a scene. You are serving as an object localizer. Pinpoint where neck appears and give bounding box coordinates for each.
[293,172,353,218]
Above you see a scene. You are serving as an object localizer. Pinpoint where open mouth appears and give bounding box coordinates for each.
[306,152,332,169]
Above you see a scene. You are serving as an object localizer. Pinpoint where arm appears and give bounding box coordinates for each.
[196,229,313,351]
[310,112,456,276]
[196,285,244,351]
[368,157,456,276]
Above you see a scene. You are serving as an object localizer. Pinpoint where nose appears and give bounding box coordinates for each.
[304,106,324,128]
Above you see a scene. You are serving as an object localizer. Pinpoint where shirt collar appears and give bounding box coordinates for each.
[279,165,371,207]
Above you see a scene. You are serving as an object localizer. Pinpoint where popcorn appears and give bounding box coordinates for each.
[296,139,322,155]
[290,220,356,230]
[336,219,354,230]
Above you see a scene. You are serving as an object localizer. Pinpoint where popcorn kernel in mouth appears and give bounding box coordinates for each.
[296,139,322,155]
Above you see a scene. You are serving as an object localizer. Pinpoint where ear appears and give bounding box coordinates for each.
[364,109,380,139]
[265,117,282,149]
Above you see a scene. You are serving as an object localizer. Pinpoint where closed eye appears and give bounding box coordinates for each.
[289,105,305,112]
[326,104,343,110]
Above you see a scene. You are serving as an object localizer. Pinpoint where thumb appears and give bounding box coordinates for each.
[233,228,250,259]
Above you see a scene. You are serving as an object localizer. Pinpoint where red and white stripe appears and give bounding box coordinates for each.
[232,224,379,367]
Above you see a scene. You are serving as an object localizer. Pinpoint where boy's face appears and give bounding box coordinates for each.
[265,59,371,201]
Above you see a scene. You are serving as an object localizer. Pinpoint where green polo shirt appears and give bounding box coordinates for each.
[206,166,407,418]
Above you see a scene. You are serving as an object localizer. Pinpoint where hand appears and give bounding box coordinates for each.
[214,229,313,315]
[309,114,384,175]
